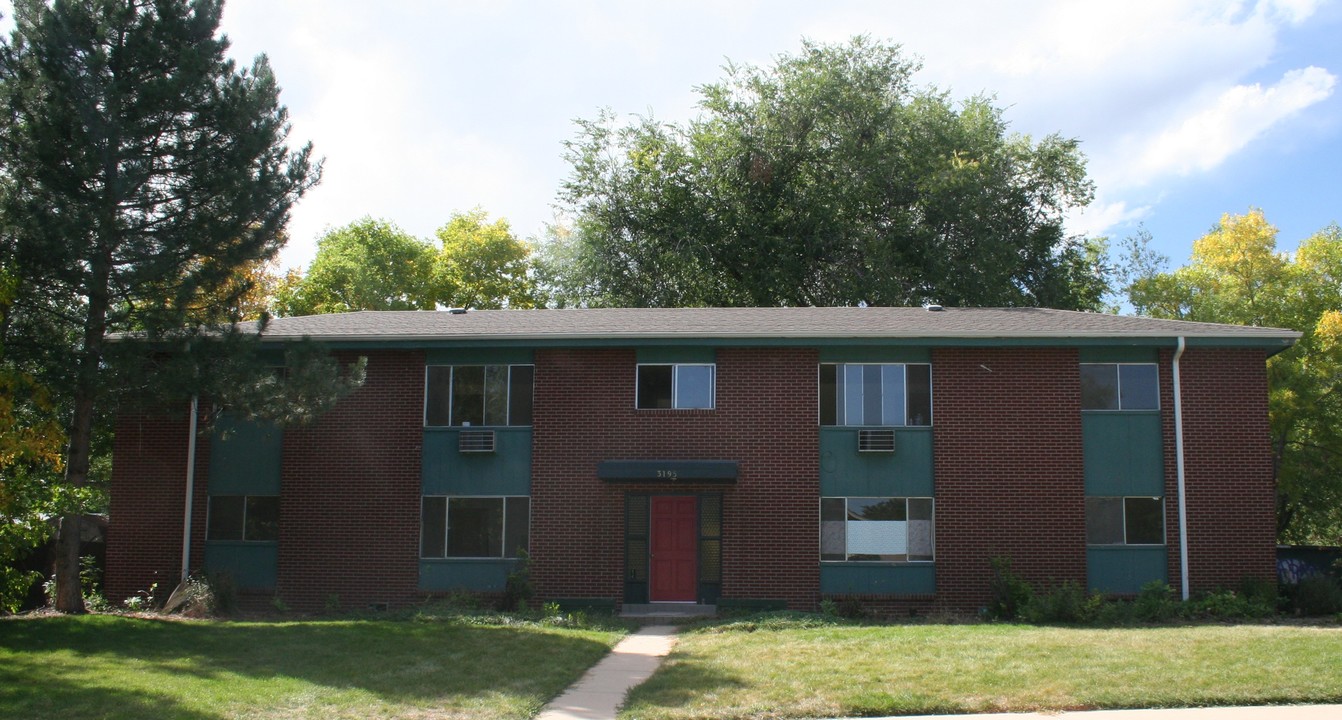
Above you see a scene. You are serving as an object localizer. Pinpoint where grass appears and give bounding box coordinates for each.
[0,611,627,720]
[622,616,1342,719]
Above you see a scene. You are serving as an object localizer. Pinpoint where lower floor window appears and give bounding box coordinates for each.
[1087,496,1164,545]
[421,496,530,559]
[207,495,279,542]
[821,497,934,562]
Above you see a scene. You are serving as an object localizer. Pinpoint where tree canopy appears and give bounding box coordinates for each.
[551,36,1106,309]
[273,218,435,315]
[274,210,539,316]
[1125,210,1342,543]
[0,0,345,612]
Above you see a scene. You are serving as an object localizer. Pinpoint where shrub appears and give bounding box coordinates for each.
[986,557,1033,620]
[502,549,534,612]
[1294,575,1342,616]
[1022,581,1090,624]
[1133,581,1178,622]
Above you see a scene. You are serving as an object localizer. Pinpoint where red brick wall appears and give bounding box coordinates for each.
[1166,347,1276,593]
[106,403,211,603]
[530,347,819,609]
[276,350,424,611]
[932,347,1087,609]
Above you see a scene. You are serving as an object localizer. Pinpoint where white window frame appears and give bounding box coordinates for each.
[1085,495,1166,546]
[424,364,534,427]
[819,362,933,427]
[820,496,935,563]
[1079,362,1160,412]
[636,363,716,410]
[420,495,531,560]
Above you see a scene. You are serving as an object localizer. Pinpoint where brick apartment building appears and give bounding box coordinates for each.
[104,307,1298,613]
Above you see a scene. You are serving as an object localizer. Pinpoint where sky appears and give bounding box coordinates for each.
[7,0,1342,279]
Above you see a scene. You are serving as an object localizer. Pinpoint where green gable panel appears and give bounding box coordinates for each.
[424,348,534,365]
[1079,347,1160,363]
[635,347,716,364]
[820,428,934,496]
[419,558,516,592]
[422,428,532,495]
[821,564,935,595]
[208,416,282,495]
[818,347,931,363]
[1087,546,1167,594]
[204,542,277,589]
[1083,414,1164,495]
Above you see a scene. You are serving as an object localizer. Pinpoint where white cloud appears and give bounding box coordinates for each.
[1067,198,1154,239]
[1126,66,1336,184]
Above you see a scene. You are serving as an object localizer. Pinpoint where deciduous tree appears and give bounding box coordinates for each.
[433,209,537,310]
[554,36,1106,309]
[1125,210,1342,543]
[272,218,435,316]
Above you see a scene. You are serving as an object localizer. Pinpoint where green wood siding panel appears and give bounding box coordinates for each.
[422,428,532,495]
[820,428,934,496]
[419,559,516,591]
[424,348,534,364]
[818,347,931,363]
[1079,347,1160,363]
[203,542,277,589]
[1087,546,1167,594]
[635,347,716,364]
[208,416,281,495]
[1082,414,1164,495]
[821,564,935,595]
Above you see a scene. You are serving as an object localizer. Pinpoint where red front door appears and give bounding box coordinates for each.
[650,496,698,601]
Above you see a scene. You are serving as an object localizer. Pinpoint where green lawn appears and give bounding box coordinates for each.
[0,613,625,720]
[623,618,1342,719]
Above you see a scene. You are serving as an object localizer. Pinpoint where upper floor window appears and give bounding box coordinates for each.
[820,363,931,426]
[1080,363,1158,411]
[425,365,534,427]
[637,363,715,409]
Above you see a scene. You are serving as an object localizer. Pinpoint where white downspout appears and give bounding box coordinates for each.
[1172,338,1190,601]
[181,395,199,581]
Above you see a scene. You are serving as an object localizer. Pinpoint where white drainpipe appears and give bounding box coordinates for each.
[181,395,199,581]
[1172,337,1190,601]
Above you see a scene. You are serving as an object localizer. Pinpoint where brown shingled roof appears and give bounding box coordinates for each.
[255,307,1300,346]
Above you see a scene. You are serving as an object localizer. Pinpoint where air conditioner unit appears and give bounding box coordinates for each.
[858,428,896,453]
[459,429,496,453]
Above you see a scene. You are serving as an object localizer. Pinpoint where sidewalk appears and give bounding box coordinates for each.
[535,624,1339,720]
[535,624,677,720]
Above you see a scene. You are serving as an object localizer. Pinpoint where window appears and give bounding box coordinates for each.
[425,365,533,426]
[821,497,934,562]
[1086,496,1164,545]
[820,363,931,426]
[637,364,715,409]
[1080,363,1158,411]
[421,496,530,559]
[207,496,279,542]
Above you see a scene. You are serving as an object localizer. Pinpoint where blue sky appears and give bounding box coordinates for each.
[8,1,1342,280]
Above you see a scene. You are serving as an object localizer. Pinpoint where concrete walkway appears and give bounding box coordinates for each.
[535,624,677,720]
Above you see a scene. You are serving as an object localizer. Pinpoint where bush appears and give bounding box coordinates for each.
[1294,575,1342,616]
[1185,589,1274,620]
[1022,581,1090,624]
[1133,581,1178,622]
[502,549,534,612]
[986,557,1033,620]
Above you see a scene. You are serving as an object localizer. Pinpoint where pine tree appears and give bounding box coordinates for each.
[0,0,320,612]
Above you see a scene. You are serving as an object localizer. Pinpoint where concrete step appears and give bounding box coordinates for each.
[620,603,717,619]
